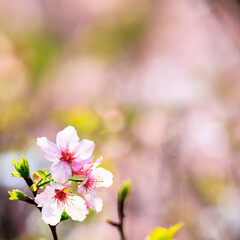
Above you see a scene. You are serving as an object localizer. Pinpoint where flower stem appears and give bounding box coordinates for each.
[37,180,51,188]
[68,178,84,182]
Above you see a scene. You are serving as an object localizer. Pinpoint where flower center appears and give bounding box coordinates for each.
[85,176,97,192]
[61,151,74,163]
[54,190,68,201]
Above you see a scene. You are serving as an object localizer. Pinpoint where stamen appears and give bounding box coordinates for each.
[59,143,81,163]
[54,190,68,202]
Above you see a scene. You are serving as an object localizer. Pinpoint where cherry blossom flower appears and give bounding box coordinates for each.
[37,126,95,183]
[72,161,94,175]
[35,181,88,226]
[78,157,113,212]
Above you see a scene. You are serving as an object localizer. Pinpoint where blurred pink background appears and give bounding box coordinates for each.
[1,0,240,239]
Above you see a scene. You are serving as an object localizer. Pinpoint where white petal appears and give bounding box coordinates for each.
[65,196,88,221]
[56,126,79,150]
[42,200,63,226]
[50,160,72,183]
[85,191,103,213]
[35,186,55,207]
[37,137,61,162]
[77,139,95,159]
[93,167,113,188]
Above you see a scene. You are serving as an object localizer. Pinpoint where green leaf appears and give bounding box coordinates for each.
[8,189,28,201]
[11,155,30,179]
[118,179,132,202]
[145,223,183,240]
[60,210,70,221]
[38,170,46,180]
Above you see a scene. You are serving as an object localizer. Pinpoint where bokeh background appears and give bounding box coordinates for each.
[1,0,240,239]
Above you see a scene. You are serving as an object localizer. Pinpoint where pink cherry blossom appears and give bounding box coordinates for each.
[35,181,88,226]
[78,156,113,212]
[72,161,94,175]
[37,126,95,183]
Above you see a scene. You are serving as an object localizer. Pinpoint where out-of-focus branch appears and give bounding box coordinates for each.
[107,180,132,240]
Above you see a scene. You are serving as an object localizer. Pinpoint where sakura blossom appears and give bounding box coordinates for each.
[37,126,95,183]
[35,181,88,226]
[78,156,113,212]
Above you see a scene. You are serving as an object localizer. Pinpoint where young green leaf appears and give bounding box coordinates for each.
[38,170,46,180]
[8,189,28,201]
[11,155,30,179]
[11,172,21,178]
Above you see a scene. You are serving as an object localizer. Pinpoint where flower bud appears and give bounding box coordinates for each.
[118,179,132,202]
[33,172,41,183]
[11,155,30,179]
[8,189,28,201]
[30,184,38,192]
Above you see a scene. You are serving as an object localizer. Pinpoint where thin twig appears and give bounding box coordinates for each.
[23,177,58,240]
[117,199,126,240]
[107,198,126,240]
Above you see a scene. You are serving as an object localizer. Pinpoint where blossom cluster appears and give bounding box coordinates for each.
[35,126,113,226]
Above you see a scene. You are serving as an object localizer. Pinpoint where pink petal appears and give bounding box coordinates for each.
[42,200,63,226]
[37,137,61,162]
[77,139,95,159]
[50,181,72,190]
[85,191,103,213]
[65,196,88,221]
[71,155,94,172]
[35,186,55,207]
[56,126,79,150]
[72,161,94,175]
[77,169,93,196]
[94,156,103,168]
[78,183,87,197]
[93,167,113,188]
[50,160,72,183]
[73,156,102,175]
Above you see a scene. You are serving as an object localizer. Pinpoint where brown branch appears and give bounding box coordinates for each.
[107,197,126,240]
